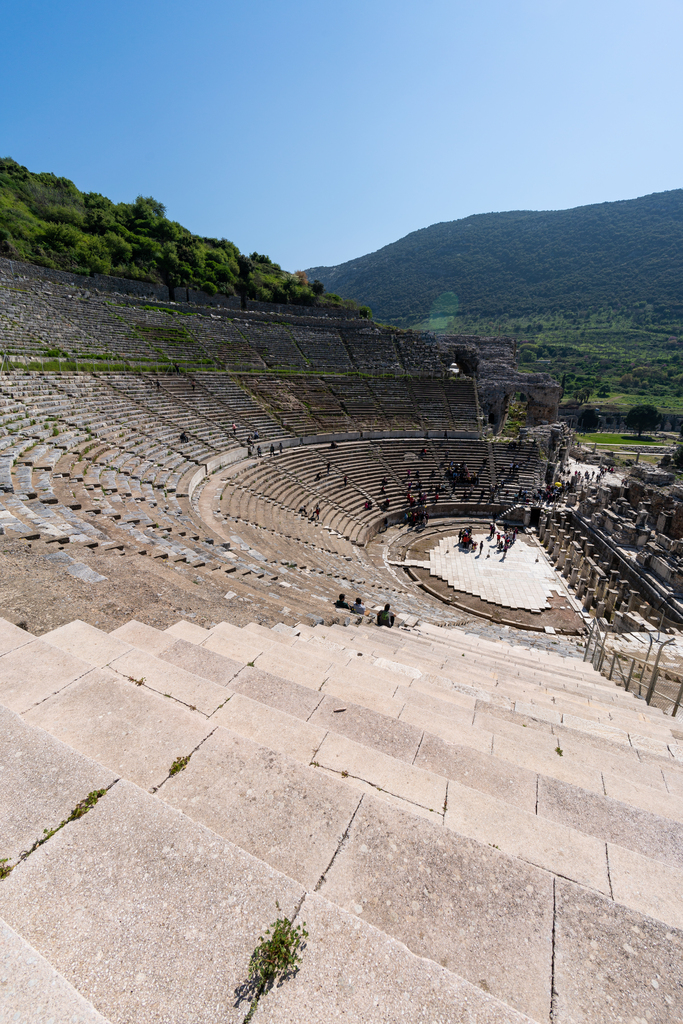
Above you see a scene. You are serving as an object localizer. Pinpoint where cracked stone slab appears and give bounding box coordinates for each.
[253,646,336,690]
[24,669,214,791]
[323,664,401,699]
[0,617,36,658]
[398,681,479,714]
[258,892,535,1023]
[553,878,683,1023]
[0,704,116,863]
[415,732,538,813]
[445,778,610,894]
[201,627,271,666]
[108,619,175,657]
[607,843,683,930]
[315,730,446,812]
[309,694,422,763]
[41,620,133,668]
[164,620,211,643]
[212,692,326,764]
[537,774,683,870]
[490,732,606,794]
[157,638,243,687]
[108,649,229,716]
[399,702,494,754]
[158,726,359,890]
[602,771,683,824]
[230,665,323,720]
[319,793,553,1022]
[0,779,304,1024]
[0,917,112,1024]
[321,677,405,718]
[0,640,93,714]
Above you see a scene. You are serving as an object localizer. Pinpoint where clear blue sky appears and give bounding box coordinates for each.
[3,0,682,271]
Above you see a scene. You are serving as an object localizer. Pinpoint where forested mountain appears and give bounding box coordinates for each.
[306,190,683,328]
[0,158,360,311]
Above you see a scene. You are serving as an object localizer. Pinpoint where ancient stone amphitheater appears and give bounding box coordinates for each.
[1,257,682,1024]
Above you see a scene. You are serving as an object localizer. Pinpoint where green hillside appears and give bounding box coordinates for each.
[306,190,683,409]
[0,157,360,312]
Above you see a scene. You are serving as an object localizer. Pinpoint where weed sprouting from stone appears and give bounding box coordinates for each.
[169,754,191,776]
[555,746,563,756]
[0,859,12,880]
[236,904,308,1022]
[128,675,145,686]
[18,789,107,864]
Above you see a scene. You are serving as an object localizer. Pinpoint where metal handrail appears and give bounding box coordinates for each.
[646,636,677,705]
[589,624,682,714]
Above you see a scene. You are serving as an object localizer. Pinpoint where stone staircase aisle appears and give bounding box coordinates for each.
[1,614,682,1022]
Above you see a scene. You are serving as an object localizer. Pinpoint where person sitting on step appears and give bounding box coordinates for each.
[351,596,365,615]
[335,593,350,609]
[377,603,395,628]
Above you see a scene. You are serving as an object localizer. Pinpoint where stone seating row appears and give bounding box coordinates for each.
[194,372,285,439]
[4,290,481,438]
[5,276,454,386]
[0,697,536,1024]
[320,374,392,428]
[2,612,682,1021]
[218,438,542,544]
[237,319,310,370]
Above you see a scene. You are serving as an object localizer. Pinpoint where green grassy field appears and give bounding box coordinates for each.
[576,433,665,445]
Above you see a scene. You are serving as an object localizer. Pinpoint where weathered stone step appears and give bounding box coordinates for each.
[0,918,112,1024]
[0,759,535,1023]
[57,616,683,818]
[0,704,116,863]
[10,616,683,929]
[33,621,683,930]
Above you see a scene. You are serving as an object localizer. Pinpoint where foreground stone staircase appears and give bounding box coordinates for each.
[1,613,682,1022]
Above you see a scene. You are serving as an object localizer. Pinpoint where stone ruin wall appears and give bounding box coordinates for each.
[436,334,562,430]
[542,467,683,629]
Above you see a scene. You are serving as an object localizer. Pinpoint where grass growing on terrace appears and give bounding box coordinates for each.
[576,433,665,445]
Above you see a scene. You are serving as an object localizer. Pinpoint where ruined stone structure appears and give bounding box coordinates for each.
[538,468,683,629]
[435,334,561,429]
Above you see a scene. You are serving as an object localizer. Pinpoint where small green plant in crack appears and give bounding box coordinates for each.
[0,859,13,880]
[19,789,107,862]
[169,754,191,776]
[128,675,145,686]
[247,660,255,667]
[555,746,563,757]
[237,905,308,1022]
